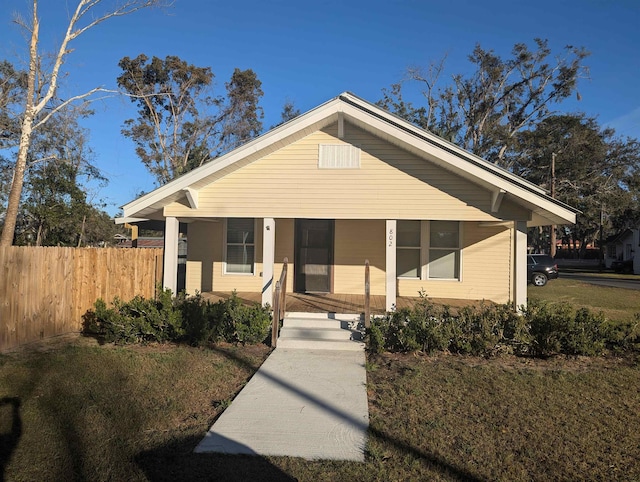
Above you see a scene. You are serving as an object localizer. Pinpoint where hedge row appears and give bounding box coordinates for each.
[82,290,272,346]
[367,296,640,357]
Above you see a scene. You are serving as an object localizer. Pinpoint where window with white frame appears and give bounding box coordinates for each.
[226,218,255,274]
[397,220,421,278]
[428,220,460,279]
[607,244,617,259]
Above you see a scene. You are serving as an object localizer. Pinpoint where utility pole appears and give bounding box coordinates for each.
[550,152,557,257]
[599,203,605,272]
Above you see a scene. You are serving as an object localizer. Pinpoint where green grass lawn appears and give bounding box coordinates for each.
[528,278,640,323]
[1,337,639,481]
[1,281,638,481]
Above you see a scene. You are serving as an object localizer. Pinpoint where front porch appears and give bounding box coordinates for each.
[201,291,486,315]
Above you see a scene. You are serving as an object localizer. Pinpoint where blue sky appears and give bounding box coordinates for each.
[1,0,639,215]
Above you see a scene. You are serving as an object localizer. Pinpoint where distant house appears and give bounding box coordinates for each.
[116,236,170,249]
[116,93,577,310]
[605,228,639,274]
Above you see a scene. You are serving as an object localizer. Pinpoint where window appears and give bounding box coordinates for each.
[395,220,462,281]
[428,221,460,280]
[226,218,255,274]
[607,245,616,259]
[397,220,421,278]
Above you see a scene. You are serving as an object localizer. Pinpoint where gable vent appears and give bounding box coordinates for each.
[318,144,361,169]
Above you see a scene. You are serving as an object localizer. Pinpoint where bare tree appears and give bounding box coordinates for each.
[0,0,166,247]
[379,40,589,167]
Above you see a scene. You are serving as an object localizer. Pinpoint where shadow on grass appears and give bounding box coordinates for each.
[207,346,482,482]
[135,434,297,482]
[0,397,22,482]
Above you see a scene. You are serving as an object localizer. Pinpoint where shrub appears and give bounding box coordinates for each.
[602,313,640,354]
[524,300,567,357]
[367,320,386,354]
[406,297,451,354]
[83,290,272,346]
[230,301,272,345]
[182,291,272,345]
[366,295,631,358]
[563,307,606,356]
[367,309,416,353]
[525,300,607,357]
[83,288,183,344]
[178,292,229,346]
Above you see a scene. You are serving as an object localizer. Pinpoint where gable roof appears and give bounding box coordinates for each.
[118,92,577,227]
[606,228,635,245]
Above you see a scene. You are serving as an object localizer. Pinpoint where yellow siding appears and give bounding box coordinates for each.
[398,223,512,303]
[334,220,386,295]
[185,221,218,294]
[164,123,528,221]
[185,261,202,296]
[274,218,295,293]
[180,118,521,303]
[186,219,264,294]
[187,219,512,303]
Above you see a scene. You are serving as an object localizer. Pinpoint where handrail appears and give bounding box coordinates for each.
[271,257,288,347]
[364,259,371,328]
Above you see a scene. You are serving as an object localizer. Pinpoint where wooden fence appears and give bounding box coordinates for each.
[0,246,163,351]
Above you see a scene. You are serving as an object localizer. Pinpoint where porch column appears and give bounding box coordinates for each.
[262,218,275,306]
[163,216,179,294]
[386,220,397,311]
[514,220,528,311]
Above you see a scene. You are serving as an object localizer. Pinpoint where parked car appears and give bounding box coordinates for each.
[527,254,559,287]
[611,258,634,274]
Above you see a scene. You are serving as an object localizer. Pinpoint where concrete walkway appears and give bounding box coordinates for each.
[195,314,369,461]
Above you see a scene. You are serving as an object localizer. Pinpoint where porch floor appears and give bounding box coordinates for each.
[201,291,483,314]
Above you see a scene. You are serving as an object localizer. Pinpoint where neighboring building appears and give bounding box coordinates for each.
[117,236,170,249]
[605,228,639,274]
[116,93,577,310]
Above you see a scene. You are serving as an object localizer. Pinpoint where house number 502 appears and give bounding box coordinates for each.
[388,228,394,247]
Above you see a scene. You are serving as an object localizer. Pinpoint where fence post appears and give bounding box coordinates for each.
[281,257,288,321]
[364,259,371,329]
[272,280,281,348]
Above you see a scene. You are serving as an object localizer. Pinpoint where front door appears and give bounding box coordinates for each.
[295,219,334,293]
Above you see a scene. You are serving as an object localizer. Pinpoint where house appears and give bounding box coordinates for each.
[605,228,639,274]
[116,92,577,311]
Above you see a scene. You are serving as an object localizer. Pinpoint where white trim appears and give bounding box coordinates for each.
[120,92,577,227]
[386,220,397,311]
[163,216,179,293]
[183,188,199,209]
[420,220,428,280]
[491,189,506,213]
[336,100,575,225]
[479,221,513,228]
[262,218,275,306]
[514,221,528,310]
[121,97,345,218]
[114,217,149,225]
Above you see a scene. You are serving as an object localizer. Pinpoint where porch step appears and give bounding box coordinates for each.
[277,313,365,351]
[280,327,350,341]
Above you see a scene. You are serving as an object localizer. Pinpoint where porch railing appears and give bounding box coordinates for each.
[271,257,289,347]
[364,259,371,328]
